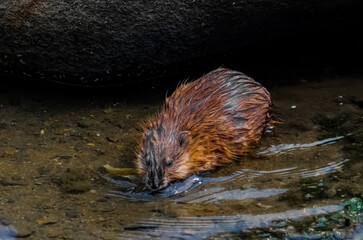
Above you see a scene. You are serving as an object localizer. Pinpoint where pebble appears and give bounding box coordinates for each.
[0,178,27,186]
[106,136,118,143]
[66,207,79,219]
[15,227,33,238]
[37,216,58,226]
[103,108,113,114]
[77,120,92,128]
[256,203,273,209]
[327,188,337,197]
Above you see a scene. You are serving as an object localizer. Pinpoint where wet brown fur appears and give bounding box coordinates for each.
[136,68,273,190]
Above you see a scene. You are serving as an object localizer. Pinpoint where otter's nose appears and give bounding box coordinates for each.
[147,177,163,191]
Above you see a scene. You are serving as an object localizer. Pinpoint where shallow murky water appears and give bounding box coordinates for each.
[1,74,362,239]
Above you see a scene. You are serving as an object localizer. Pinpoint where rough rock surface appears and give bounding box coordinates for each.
[0,0,362,85]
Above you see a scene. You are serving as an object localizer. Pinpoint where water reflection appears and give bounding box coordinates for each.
[119,205,344,239]
[106,154,349,202]
[104,128,356,239]
[107,176,202,201]
[0,75,361,239]
[299,158,350,178]
[176,187,287,203]
[258,135,346,156]
[103,75,363,239]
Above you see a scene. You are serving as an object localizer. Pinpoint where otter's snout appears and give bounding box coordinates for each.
[146,171,168,191]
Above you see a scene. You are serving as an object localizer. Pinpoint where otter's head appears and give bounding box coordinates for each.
[137,121,190,191]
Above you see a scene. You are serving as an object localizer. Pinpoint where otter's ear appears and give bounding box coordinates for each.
[178,131,190,146]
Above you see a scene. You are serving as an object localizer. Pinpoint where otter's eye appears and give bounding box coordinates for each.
[178,135,185,146]
[166,160,173,168]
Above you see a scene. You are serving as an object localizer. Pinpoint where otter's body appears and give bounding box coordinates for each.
[136,68,273,190]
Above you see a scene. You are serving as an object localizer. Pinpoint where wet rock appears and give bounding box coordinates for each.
[74,143,83,153]
[37,216,58,226]
[95,149,105,156]
[77,120,92,129]
[350,96,363,109]
[57,155,72,160]
[0,122,8,129]
[313,112,348,131]
[0,177,27,186]
[5,198,15,203]
[34,179,43,185]
[59,168,92,194]
[15,228,33,238]
[54,155,73,164]
[291,119,314,131]
[106,136,118,143]
[1,0,362,86]
[37,166,48,176]
[327,188,337,198]
[66,206,79,219]
[4,149,15,156]
[103,108,113,114]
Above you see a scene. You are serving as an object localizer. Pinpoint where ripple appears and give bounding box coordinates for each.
[107,157,349,202]
[106,134,351,204]
[119,204,344,239]
[107,175,202,202]
[176,188,288,203]
[258,135,346,156]
[299,158,350,178]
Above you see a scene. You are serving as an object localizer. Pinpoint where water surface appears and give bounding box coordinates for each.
[0,75,362,239]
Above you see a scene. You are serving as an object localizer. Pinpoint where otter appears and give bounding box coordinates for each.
[136,68,274,191]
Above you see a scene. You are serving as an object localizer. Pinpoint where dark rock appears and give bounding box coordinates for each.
[57,155,72,160]
[6,198,15,203]
[66,207,79,219]
[14,228,33,238]
[77,121,92,129]
[41,216,58,225]
[59,168,92,194]
[74,143,83,153]
[0,1,362,85]
[0,122,8,129]
[0,177,27,186]
[106,136,118,143]
[95,149,105,156]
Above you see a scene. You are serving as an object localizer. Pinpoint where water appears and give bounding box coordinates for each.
[0,75,362,239]
[0,223,15,240]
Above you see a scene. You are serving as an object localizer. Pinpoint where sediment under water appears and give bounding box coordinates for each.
[0,74,362,239]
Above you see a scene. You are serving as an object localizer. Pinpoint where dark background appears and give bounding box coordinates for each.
[1,0,363,88]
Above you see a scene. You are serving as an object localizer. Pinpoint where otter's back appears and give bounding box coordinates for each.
[162,68,272,161]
